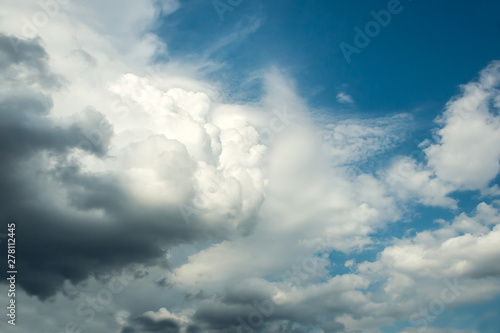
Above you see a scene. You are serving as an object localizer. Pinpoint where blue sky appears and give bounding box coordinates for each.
[1,1,500,333]
[159,0,500,112]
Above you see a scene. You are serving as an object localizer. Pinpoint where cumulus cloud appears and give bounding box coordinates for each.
[363,203,500,282]
[0,1,499,333]
[384,157,457,208]
[349,202,500,333]
[425,61,500,191]
[380,62,500,208]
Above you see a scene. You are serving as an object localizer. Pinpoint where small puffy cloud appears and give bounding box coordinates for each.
[336,91,354,104]
[157,0,180,15]
[121,307,191,333]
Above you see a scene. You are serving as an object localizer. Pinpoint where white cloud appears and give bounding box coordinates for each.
[356,202,500,323]
[1,1,500,333]
[425,61,500,191]
[321,114,411,166]
[336,91,354,104]
[385,157,457,208]
[398,328,478,333]
[373,202,500,281]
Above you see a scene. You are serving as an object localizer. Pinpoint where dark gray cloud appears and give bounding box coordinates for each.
[120,309,185,333]
[185,325,203,333]
[188,282,350,333]
[121,327,139,333]
[131,315,179,332]
[193,301,252,331]
[155,277,172,287]
[0,34,61,89]
[0,34,217,301]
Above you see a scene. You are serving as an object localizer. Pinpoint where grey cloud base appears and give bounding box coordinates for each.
[0,34,217,300]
